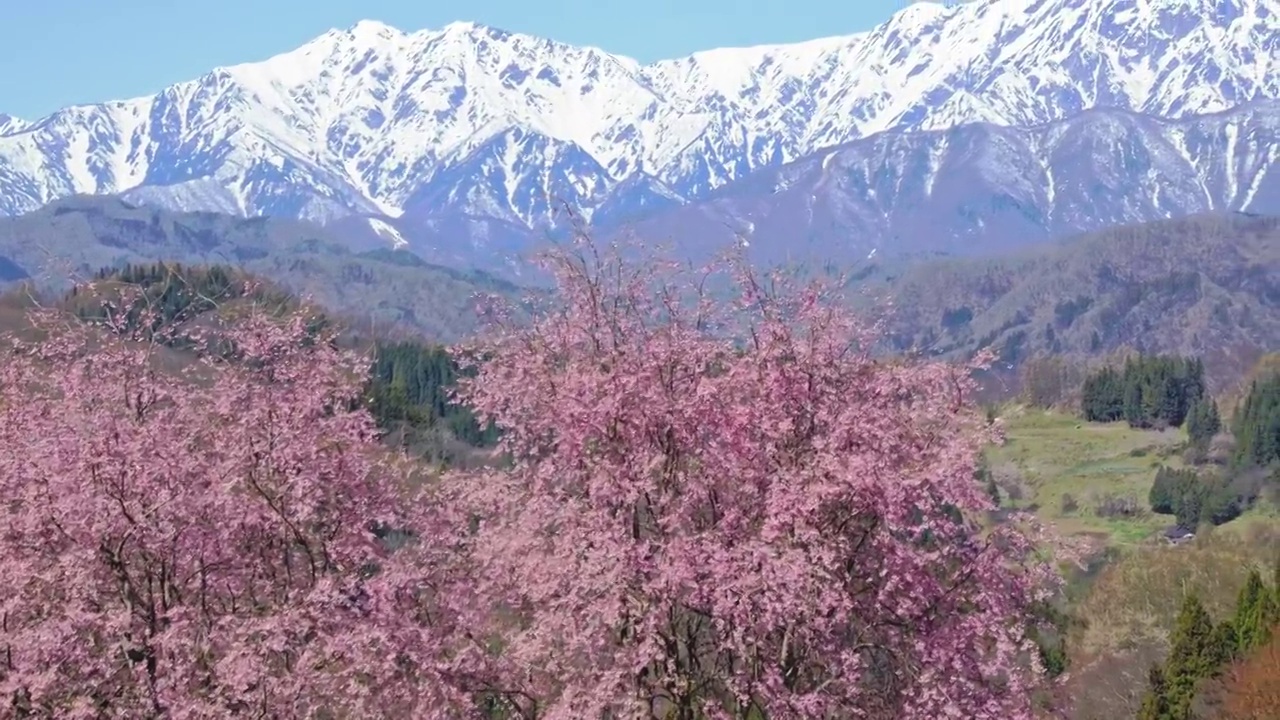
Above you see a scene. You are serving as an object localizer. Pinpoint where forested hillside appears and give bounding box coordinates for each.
[865,213,1280,390]
[45,262,496,462]
[0,196,526,341]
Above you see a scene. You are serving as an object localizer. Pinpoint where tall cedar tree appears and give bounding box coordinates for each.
[1232,374,1280,468]
[1082,355,1205,428]
[1139,568,1280,719]
[1138,593,1233,718]
[1233,569,1280,656]
[1186,398,1221,449]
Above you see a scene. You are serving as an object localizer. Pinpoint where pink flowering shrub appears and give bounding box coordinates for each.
[0,243,1062,719]
[443,243,1060,719]
[0,300,461,718]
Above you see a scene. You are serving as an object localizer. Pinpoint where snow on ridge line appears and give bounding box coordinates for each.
[367,217,408,249]
[0,0,1274,226]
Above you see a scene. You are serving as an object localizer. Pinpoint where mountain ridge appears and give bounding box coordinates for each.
[1,0,1275,247]
[0,195,520,341]
[622,98,1280,267]
[865,211,1280,389]
[3,196,1275,392]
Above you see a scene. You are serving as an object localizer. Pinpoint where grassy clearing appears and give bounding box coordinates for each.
[992,406,1280,553]
[987,406,1185,547]
[989,407,1280,718]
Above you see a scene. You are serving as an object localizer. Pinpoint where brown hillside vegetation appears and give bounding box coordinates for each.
[867,213,1280,390]
[0,196,525,342]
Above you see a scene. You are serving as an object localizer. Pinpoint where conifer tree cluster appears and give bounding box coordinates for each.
[71,263,246,331]
[365,340,498,448]
[1186,398,1222,449]
[69,263,498,458]
[1137,565,1280,719]
[1148,466,1241,530]
[1081,356,1206,429]
[1232,374,1280,469]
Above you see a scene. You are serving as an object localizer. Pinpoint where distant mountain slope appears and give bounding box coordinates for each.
[0,197,520,341]
[628,101,1280,266]
[0,0,1274,271]
[866,212,1280,386]
[1,200,1274,389]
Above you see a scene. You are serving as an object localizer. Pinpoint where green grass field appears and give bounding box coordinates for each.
[987,407,1186,546]
[989,406,1280,552]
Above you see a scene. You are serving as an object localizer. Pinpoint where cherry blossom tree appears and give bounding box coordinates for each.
[443,242,1062,719]
[0,296,463,718]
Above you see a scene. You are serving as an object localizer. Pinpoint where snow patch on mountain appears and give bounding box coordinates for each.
[0,114,26,136]
[621,100,1280,269]
[367,217,408,249]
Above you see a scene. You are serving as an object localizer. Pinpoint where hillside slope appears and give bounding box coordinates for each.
[0,196,520,341]
[866,212,1280,386]
[628,101,1280,266]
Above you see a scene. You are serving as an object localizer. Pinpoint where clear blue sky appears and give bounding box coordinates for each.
[0,0,909,119]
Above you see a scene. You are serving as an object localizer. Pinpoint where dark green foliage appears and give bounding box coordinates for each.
[1027,600,1073,680]
[72,262,246,334]
[1232,374,1280,468]
[999,329,1028,364]
[1186,398,1221,450]
[1081,355,1205,429]
[1137,564,1280,718]
[1136,664,1173,720]
[365,341,499,450]
[940,306,973,330]
[356,247,431,268]
[1141,594,1230,718]
[67,263,498,465]
[1232,569,1280,655]
[1053,295,1093,330]
[1081,367,1125,422]
[1148,466,1190,515]
[1148,466,1242,529]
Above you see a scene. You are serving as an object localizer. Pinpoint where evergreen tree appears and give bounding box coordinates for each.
[1124,363,1147,427]
[1149,466,1177,515]
[1186,358,1207,405]
[1149,466,1230,528]
[1187,398,1221,449]
[1233,374,1280,468]
[1082,367,1124,422]
[1138,558,1280,716]
[1136,663,1174,720]
[1232,569,1277,655]
[1084,355,1207,429]
[364,341,500,452]
[1163,593,1227,716]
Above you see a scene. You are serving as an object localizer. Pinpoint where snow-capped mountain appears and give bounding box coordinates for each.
[624,100,1280,267]
[0,0,1276,264]
[0,114,27,135]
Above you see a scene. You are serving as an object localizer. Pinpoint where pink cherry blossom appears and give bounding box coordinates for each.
[442,241,1061,719]
[0,300,464,718]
